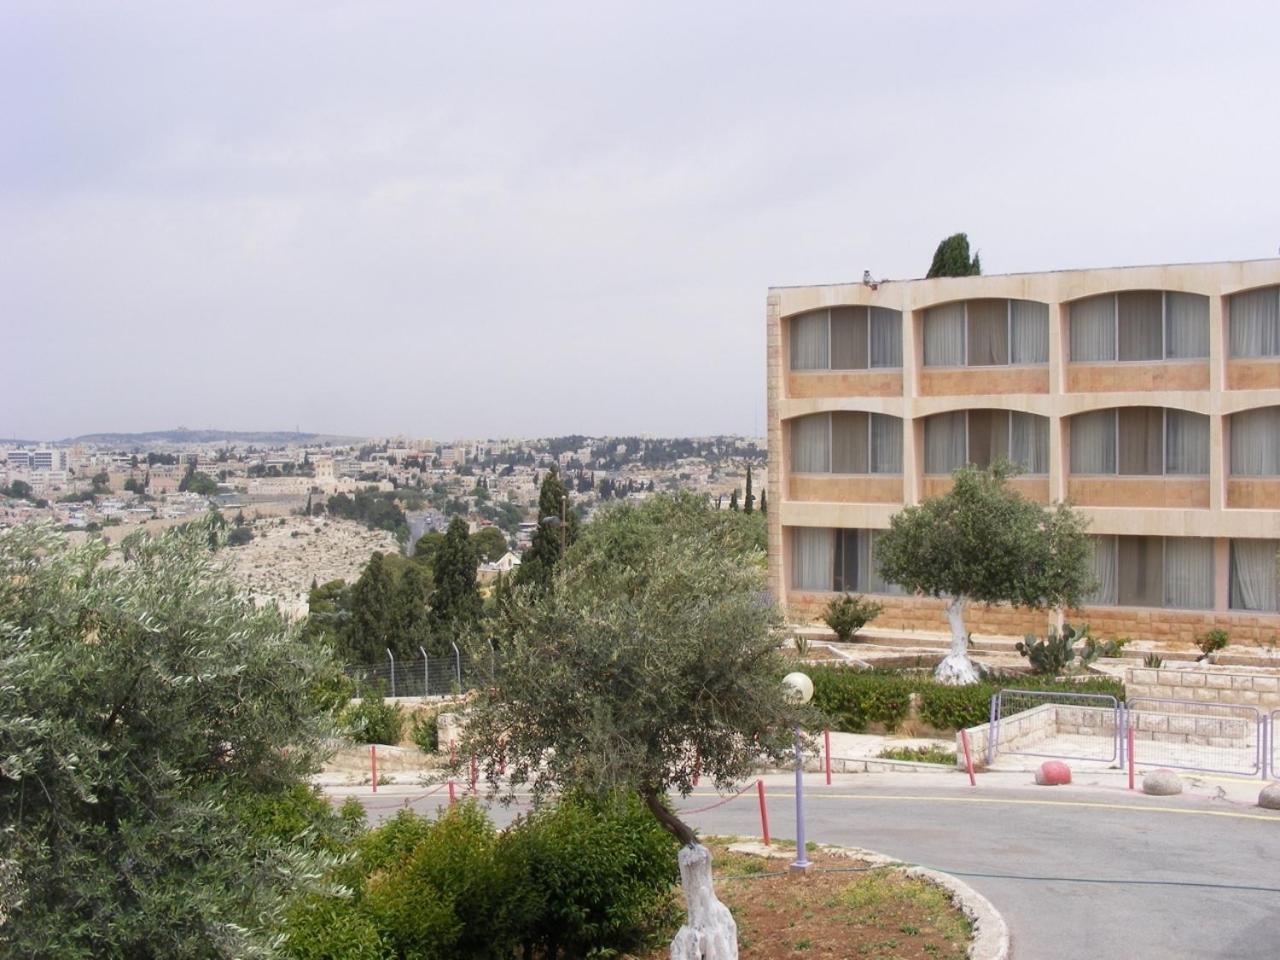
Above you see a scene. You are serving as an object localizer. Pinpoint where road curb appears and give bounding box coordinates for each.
[726,840,1009,960]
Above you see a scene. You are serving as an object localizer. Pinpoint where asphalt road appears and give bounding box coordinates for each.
[329,773,1280,960]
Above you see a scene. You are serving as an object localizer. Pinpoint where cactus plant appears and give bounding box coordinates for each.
[1015,623,1095,676]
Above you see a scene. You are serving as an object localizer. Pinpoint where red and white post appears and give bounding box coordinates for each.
[960,730,976,787]
[756,779,770,846]
[1127,727,1136,791]
[370,744,378,793]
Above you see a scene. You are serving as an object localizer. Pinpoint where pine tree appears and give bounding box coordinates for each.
[926,233,982,278]
[729,489,740,511]
[430,516,482,639]
[744,465,755,514]
[515,465,575,592]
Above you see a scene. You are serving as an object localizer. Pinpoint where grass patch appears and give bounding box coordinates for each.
[877,744,956,765]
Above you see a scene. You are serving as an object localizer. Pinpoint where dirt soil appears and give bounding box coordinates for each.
[642,843,971,960]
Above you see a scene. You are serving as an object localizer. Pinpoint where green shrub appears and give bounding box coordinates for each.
[822,594,883,642]
[1196,628,1229,660]
[355,809,434,875]
[877,744,955,765]
[410,709,440,753]
[505,791,679,959]
[1143,652,1164,668]
[280,894,387,960]
[341,697,405,745]
[809,667,914,732]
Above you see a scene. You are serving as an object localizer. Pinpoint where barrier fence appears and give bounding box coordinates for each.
[345,647,495,699]
[988,689,1275,780]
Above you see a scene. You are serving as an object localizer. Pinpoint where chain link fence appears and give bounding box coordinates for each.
[1125,697,1262,777]
[344,647,497,699]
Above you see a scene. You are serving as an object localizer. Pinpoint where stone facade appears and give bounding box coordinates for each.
[1126,666,1280,710]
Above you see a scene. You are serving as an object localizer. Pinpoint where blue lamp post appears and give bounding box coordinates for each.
[782,671,815,873]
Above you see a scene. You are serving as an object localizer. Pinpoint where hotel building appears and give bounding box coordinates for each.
[766,259,1280,646]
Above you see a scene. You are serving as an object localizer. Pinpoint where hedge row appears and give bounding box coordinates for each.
[808,666,1125,734]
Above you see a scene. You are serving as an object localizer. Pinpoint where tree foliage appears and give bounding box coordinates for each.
[0,520,341,958]
[514,466,576,592]
[462,493,811,845]
[430,517,482,638]
[925,232,982,278]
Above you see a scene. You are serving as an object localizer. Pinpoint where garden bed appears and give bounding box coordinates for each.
[641,842,972,959]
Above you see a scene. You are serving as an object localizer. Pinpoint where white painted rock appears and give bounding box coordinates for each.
[1142,769,1183,796]
[1258,782,1280,810]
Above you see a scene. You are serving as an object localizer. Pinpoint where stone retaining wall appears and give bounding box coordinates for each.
[1126,667,1280,709]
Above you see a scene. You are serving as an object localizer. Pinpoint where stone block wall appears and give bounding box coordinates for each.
[789,591,1049,637]
[1126,666,1280,710]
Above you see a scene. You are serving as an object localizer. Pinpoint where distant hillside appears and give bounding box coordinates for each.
[62,429,366,446]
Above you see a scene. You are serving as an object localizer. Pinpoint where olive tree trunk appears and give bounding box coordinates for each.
[934,595,980,685]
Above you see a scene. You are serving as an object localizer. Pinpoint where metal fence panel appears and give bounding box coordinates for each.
[994,688,1120,764]
[345,650,493,699]
[1269,711,1278,781]
[1125,697,1261,777]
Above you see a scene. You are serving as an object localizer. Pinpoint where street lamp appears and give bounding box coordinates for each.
[782,671,814,874]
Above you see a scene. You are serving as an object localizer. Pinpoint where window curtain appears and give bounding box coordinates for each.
[1165,292,1210,359]
[830,307,869,370]
[1010,412,1050,474]
[1229,286,1280,358]
[1118,536,1163,607]
[1117,407,1164,475]
[1070,295,1115,362]
[869,530,906,595]
[1230,539,1279,611]
[925,411,967,474]
[870,414,903,474]
[1229,407,1280,476]
[1086,536,1118,605]
[1165,410,1209,475]
[1164,538,1214,610]
[831,412,869,473]
[966,410,1009,468]
[966,299,1009,366]
[1117,291,1164,361]
[791,527,833,591]
[1070,409,1116,474]
[923,303,966,366]
[790,311,829,370]
[869,308,903,368]
[791,414,830,473]
[1010,300,1050,364]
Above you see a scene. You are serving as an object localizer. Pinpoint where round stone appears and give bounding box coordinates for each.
[1258,782,1280,810]
[1035,760,1071,785]
[1142,769,1184,796]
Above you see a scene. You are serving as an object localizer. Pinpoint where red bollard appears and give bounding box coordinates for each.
[756,779,770,846]
[370,744,378,793]
[960,730,976,787]
[1127,727,1136,791]
[448,779,456,805]
[824,729,832,785]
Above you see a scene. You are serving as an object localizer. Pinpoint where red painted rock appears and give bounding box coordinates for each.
[1035,761,1072,785]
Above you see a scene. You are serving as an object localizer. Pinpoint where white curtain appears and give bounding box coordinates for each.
[869,530,906,595]
[1010,412,1049,474]
[1086,536,1118,605]
[791,414,830,473]
[1165,409,1209,475]
[1070,409,1116,474]
[831,412,869,473]
[792,527,833,591]
[869,308,903,368]
[1010,300,1050,364]
[1117,291,1164,361]
[1229,407,1280,476]
[925,411,967,474]
[923,303,966,366]
[830,308,868,369]
[1165,292,1210,359]
[1070,295,1115,362]
[870,414,903,474]
[1229,286,1280,358]
[1164,538,1214,609]
[1230,539,1279,611]
[790,311,830,369]
[966,299,1009,366]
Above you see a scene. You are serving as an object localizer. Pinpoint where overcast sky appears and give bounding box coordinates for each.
[3,1,1279,442]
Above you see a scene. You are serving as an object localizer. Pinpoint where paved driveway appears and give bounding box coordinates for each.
[330,772,1280,960]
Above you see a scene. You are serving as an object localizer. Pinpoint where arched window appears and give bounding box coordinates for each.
[922,300,1049,367]
[1229,407,1280,475]
[1069,291,1209,361]
[1069,408,1208,475]
[789,308,903,370]
[922,410,1049,474]
[1229,286,1280,357]
[791,413,902,474]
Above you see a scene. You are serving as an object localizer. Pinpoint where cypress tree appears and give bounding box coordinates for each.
[346,552,395,664]
[744,465,755,514]
[729,489,739,511]
[760,488,768,516]
[515,466,575,592]
[430,516,482,638]
[926,233,982,278]
[397,562,431,657]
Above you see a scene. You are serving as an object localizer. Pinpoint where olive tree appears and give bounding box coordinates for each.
[461,493,812,960]
[0,521,343,958]
[874,462,1094,685]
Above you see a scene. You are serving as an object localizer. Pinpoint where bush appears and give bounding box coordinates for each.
[341,697,405,745]
[227,526,254,547]
[505,791,679,959]
[1196,628,1229,660]
[917,675,1125,731]
[411,709,440,753]
[809,667,915,732]
[822,594,883,642]
[280,894,386,960]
